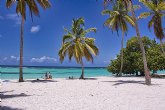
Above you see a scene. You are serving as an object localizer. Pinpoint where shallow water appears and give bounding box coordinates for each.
[0,66,110,79]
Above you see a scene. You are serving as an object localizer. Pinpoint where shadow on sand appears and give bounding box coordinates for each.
[2,80,12,82]
[83,78,98,80]
[27,79,58,83]
[0,93,31,99]
[66,77,98,80]
[0,90,14,94]
[102,80,145,86]
[0,106,23,110]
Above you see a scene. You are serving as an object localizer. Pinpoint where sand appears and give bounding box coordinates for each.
[0,77,165,110]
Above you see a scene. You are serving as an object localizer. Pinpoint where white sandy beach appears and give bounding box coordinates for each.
[0,77,165,110]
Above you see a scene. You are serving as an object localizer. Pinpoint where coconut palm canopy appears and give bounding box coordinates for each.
[139,0,165,40]
[59,18,99,64]
[139,0,165,54]
[6,0,51,20]
[102,0,135,34]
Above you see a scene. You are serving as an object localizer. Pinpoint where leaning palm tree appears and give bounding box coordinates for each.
[102,0,135,76]
[58,18,99,79]
[103,0,151,85]
[139,0,165,55]
[6,0,51,82]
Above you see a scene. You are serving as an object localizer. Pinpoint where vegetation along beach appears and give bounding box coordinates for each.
[0,0,165,110]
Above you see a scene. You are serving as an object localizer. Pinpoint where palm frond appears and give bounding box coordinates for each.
[102,10,112,15]
[83,46,94,63]
[141,1,156,11]
[148,16,154,30]
[138,12,152,19]
[82,28,97,37]
[120,20,128,34]
[124,15,135,26]
[68,45,74,62]
[153,15,164,40]
[85,43,98,56]
[62,34,73,43]
[158,2,165,10]
[37,0,51,9]
[86,42,99,56]
[6,0,14,8]
[127,5,141,12]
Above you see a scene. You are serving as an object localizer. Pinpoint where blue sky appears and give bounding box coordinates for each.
[0,0,164,67]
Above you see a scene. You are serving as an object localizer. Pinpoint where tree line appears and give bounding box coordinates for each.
[107,36,165,76]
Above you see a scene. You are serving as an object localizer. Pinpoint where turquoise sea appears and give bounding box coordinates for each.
[0,66,110,79]
[0,66,165,79]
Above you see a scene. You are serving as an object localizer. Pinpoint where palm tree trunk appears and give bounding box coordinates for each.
[19,17,24,82]
[160,39,165,56]
[79,61,84,79]
[130,0,151,85]
[118,32,124,77]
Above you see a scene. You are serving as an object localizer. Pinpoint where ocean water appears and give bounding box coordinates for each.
[0,66,110,79]
[0,66,165,80]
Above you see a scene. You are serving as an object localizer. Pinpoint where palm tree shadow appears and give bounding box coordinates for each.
[83,78,98,80]
[66,78,97,80]
[0,90,14,94]
[0,106,23,110]
[0,93,31,99]
[2,80,12,82]
[102,80,145,86]
[27,79,58,83]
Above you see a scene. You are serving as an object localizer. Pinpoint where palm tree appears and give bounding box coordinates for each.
[102,0,135,76]
[103,0,151,85]
[58,18,99,79]
[139,0,165,55]
[6,0,51,82]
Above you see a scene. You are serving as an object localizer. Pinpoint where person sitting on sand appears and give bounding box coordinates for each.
[48,72,52,79]
[69,76,74,79]
[45,72,49,79]
[49,74,52,79]
[44,72,52,79]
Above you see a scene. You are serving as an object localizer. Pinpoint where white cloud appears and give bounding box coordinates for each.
[31,25,40,33]
[10,56,19,61]
[2,56,19,62]
[1,56,56,64]
[10,56,17,59]
[30,56,57,63]
[6,14,21,25]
